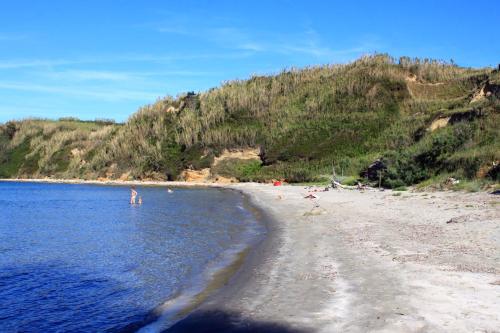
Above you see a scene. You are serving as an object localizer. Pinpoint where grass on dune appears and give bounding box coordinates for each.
[0,54,498,188]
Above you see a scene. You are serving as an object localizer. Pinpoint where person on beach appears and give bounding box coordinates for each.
[138,196,142,205]
[130,186,138,204]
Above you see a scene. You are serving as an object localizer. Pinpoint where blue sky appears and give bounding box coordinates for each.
[1,0,499,123]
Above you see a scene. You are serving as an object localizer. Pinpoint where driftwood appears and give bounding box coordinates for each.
[332,180,358,190]
[331,180,379,191]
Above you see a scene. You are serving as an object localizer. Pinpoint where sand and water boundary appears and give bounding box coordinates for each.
[2,179,499,332]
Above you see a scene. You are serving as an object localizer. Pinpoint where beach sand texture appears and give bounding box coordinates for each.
[168,183,499,333]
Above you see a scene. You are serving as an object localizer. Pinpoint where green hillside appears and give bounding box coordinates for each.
[1,54,499,189]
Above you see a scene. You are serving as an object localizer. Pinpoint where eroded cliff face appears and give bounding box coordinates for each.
[212,148,261,167]
[179,148,262,183]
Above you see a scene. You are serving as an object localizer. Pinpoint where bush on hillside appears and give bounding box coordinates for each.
[0,55,497,185]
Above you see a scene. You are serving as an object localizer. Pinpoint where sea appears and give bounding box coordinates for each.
[0,181,264,332]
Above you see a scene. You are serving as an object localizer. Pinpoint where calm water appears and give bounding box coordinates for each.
[0,182,263,332]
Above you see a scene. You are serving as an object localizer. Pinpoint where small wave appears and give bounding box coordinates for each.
[1,183,265,332]
[137,217,265,332]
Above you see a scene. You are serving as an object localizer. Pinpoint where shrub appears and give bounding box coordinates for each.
[94,118,116,125]
[0,139,31,178]
[340,176,360,186]
[212,158,262,182]
[58,117,81,122]
[379,122,479,187]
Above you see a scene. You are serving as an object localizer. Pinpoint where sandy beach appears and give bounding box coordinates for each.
[3,179,499,332]
[167,183,500,333]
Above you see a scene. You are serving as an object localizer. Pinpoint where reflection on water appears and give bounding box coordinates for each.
[0,182,262,332]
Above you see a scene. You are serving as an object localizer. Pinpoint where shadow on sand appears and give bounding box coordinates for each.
[163,309,309,333]
[0,263,308,333]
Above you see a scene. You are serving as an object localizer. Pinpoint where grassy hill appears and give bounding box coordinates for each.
[1,54,499,189]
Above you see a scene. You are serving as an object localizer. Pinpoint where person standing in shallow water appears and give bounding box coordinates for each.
[130,186,138,204]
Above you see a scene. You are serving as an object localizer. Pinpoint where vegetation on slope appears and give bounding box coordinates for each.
[0,119,119,178]
[1,54,499,188]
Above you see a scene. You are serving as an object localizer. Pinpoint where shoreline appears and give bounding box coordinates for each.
[134,187,270,333]
[0,178,224,188]
[2,179,272,333]
[166,183,500,332]
[2,179,499,332]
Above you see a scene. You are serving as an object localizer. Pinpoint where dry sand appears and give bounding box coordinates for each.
[3,179,499,332]
[168,183,499,333]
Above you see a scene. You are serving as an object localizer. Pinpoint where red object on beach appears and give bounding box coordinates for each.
[273,181,282,186]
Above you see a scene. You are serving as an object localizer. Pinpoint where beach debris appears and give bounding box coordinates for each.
[491,189,500,195]
[273,180,283,186]
[445,177,460,185]
[446,217,462,224]
[446,214,477,224]
[305,185,332,192]
[304,193,319,199]
[332,180,345,189]
[330,180,365,191]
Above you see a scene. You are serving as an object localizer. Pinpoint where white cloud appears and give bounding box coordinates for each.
[0,81,161,102]
[32,69,220,86]
[0,52,252,70]
[0,59,77,69]
[43,70,134,82]
[153,18,377,60]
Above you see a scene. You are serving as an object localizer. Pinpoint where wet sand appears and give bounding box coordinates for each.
[3,179,499,332]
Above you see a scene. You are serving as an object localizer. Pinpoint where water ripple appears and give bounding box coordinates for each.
[0,182,262,332]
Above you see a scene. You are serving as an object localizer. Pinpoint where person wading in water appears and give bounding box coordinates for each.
[130,186,138,204]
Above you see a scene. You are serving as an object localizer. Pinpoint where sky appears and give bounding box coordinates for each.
[0,0,499,123]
